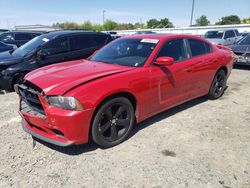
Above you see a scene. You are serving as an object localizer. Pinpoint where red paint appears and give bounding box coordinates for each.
[19,34,234,145]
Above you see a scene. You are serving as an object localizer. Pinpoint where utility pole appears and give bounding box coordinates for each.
[103,10,106,25]
[190,0,195,26]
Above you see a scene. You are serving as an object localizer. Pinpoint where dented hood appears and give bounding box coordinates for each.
[25,59,135,95]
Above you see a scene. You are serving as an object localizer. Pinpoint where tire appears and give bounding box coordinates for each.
[208,69,227,100]
[91,97,135,148]
[9,74,24,92]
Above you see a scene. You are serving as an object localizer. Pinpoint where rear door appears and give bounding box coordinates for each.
[37,37,70,67]
[186,38,216,95]
[224,30,237,45]
[149,38,195,112]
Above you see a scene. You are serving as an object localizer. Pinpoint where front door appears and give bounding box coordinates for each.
[149,38,195,113]
[37,37,70,67]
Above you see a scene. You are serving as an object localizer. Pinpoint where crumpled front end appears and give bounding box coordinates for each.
[16,80,95,146]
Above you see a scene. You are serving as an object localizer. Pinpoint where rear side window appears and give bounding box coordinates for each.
[157,39,187,62]
[224,30,235,39]
[42,37,69,56]
[188,39,211,57]
[93,35,108,46]
[15,33,32,40]
[69,35,96,51]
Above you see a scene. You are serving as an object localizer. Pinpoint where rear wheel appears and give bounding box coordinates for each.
[208,69,227,100]
[91,97,134,148]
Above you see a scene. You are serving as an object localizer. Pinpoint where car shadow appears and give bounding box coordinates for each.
[233,64,250,70]
[34,96,208,155]
[129,96,208,139]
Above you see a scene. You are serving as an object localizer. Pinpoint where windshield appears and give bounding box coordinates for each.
[90,38,158,67]
[204,31,224,39]
[238,34,250,45]
[12,35,50,57]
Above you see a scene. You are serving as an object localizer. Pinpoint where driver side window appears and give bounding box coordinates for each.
[157,39,188,62]
[40,37,69,56]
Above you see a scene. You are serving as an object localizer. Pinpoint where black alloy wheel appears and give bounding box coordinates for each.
[91,97,134,148]
[208,69,227,100]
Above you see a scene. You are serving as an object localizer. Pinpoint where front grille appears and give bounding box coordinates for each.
[18,80,45,118]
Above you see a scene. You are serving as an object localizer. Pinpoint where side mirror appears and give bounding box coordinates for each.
[155,56,174,66]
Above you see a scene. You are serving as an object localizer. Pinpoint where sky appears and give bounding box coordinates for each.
[0,0,249,29]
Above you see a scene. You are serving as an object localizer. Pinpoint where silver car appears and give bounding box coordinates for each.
[204,29,242,46]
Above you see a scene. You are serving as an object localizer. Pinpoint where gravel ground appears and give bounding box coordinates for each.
[0,67,250,188]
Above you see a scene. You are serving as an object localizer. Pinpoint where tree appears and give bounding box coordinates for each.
[80,21,93,30]
[215,15,241,25]
[115,23,134,30]
[147,19,160,28]
[159,18,174,28]
[242,17,250,24]
[134,22,146,29]
[195,15,210,26]
[103,20,118,31]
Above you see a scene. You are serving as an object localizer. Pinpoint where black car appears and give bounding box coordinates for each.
[0,41,17,53]
[0,29,9,34]
[0,31,41,47]
[230,34,250,66]
[0,30,112,91]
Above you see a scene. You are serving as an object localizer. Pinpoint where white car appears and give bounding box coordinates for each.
[204,29,242,46]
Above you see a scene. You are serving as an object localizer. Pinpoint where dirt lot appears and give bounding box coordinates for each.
[0,68,250,188]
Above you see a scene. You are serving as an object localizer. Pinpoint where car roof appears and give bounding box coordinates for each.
[41,30,109,39]
[1,30,42,34]
[206,29,237,32]
[126,33,203,40]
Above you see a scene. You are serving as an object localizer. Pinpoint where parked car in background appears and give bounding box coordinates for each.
[0,41,17,53]
[16,34,233,148]
[230,34,250,66]
[204,29,241,45]
[0,31,41,47]
[0,30,112,91]
[135,31,156,35]
[106,31,121,39]
[0,29,9,34]
[240,32,250,38]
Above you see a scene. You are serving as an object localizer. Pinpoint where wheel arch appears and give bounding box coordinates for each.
[217,66,228,75]
[88,91,138,140]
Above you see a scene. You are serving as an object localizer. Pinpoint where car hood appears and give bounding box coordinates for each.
[25,59,136,95]
[0,51,23,65]
[230,45,250,53]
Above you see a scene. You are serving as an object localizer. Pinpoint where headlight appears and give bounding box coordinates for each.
[47,96,84,111]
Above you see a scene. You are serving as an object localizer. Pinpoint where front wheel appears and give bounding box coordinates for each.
[208,69,227,100]
[91,97,135,148]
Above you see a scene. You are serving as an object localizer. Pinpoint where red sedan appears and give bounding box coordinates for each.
[16,34,234,148]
